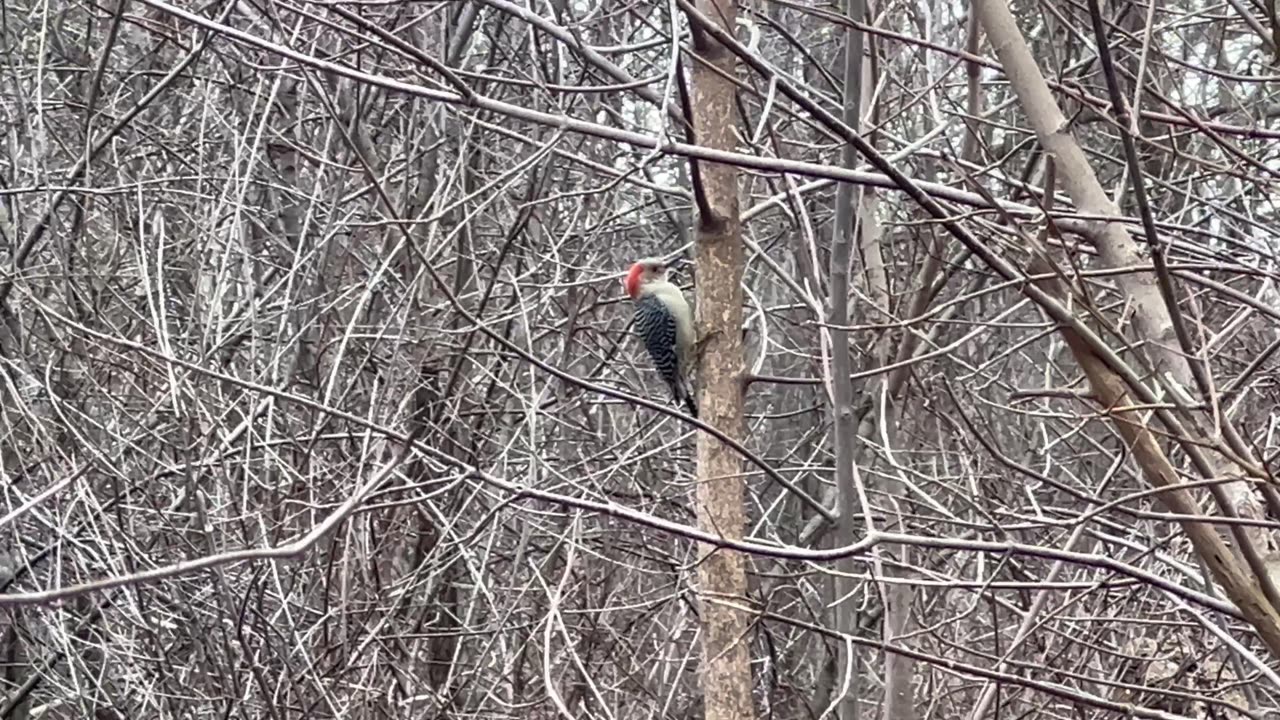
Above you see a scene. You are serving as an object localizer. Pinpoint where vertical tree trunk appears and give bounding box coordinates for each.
[826,1,866,718]
[685,0,755,719]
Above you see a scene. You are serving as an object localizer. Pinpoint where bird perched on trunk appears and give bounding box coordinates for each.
[622,257,698,418]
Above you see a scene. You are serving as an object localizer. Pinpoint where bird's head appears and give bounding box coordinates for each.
[622,257,671,298]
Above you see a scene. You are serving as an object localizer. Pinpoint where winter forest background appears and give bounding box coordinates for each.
[2,0,1280,717]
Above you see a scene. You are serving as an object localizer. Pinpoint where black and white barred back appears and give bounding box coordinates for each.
[634,293,697,417]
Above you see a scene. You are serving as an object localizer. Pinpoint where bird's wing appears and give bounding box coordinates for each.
[633,293,678,371]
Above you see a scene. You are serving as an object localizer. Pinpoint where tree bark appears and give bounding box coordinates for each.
[825,1,867,717]
[685,0,756,719]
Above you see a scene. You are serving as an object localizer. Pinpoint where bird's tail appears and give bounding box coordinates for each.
[669,376,698,419]
[682,392,698,419]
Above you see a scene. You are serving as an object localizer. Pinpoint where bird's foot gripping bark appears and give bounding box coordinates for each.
[693,330,721,363]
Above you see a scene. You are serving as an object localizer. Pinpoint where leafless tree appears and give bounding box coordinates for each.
[1,0,1279,718]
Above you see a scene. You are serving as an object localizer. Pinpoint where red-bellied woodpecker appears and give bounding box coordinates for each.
[622,258,698,418]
